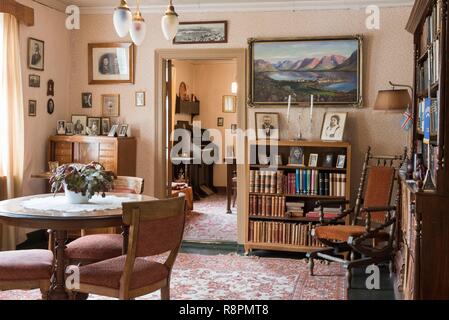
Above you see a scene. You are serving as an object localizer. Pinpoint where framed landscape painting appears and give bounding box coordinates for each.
[173,21,228,44]
[248,36,362,107]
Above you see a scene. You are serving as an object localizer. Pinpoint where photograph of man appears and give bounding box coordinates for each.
[262,116,274,137]
[31,43,41,66]
[74,120,84,135]
[28,38,44,70]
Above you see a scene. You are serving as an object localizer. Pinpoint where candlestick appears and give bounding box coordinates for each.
[310,94,314,120]
[287,95,291,124]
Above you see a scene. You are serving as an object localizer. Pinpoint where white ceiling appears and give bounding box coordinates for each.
[35,0,414,13]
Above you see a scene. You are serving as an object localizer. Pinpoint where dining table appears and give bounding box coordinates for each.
[0,192,156,300]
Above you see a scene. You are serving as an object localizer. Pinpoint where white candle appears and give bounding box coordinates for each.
[287,95,291,123]
[310,94,314,120]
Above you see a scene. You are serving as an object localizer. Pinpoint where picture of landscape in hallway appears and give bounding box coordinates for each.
[249,37,362,106]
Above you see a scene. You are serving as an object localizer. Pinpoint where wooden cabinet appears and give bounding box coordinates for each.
[47,135,136,176]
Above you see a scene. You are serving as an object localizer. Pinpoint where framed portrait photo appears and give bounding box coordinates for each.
[255,112,280,140]
[108,124,118,137]
[71,115,87,135]
[320,112,347,141]
[47,98,55,115]
[135,91,146,107]
[87,117,101,136]
[323,154,334,167]
[308,153,318,167]
[173,21,228,44]
[28,100,37,116]
[56,120,66,135]
[118,124,129,137]
[29,74,40,88]
[217,117,224,127]
[101,118,111,135]
[336,155,346,169]
[248,35,362,107]
[28,38,44,71]
[288,147,304,166]
[102,94,120,117]
[88,42,135,84]
[82,92,93,108]
[65,122,74,135]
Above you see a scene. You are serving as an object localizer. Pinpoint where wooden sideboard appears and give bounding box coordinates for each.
[47,135,136,176]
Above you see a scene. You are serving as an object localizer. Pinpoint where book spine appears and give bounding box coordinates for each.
[296,169,300,194]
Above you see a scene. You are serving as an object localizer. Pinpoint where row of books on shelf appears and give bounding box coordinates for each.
[248,220,324,247]
[249,170,284,194]
[422,1,441,48]
[249,195,286,217]
[286,171,346,197]
[417,46,439,92]
[417,97,439,136]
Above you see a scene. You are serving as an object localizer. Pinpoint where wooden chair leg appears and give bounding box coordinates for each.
[40,281,50,300]
[161,280,170,300]
[47,229,55,253]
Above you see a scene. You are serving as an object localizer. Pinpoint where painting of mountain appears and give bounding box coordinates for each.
[250,37,361,105]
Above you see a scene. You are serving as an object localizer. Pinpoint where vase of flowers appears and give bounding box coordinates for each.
[50,162,114,204]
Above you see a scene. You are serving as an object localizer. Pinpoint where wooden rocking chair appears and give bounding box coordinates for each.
[306,146,406,288]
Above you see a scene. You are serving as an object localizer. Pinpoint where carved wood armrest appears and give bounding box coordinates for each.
[348,217,396,246]
[361,205,396,231]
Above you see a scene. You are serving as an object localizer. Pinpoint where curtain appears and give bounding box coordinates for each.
[0,13,25,250]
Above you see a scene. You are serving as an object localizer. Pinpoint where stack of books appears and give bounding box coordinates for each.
[305,207,342,220]
[285,201,304,217]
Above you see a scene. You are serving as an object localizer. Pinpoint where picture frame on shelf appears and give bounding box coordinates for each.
[28,38,44,71]
[320,112,347,141]
[118,124,129,137]
[82,92,93,108]
[173,21,228,44]
[88,42,135,84]
[336,155,346,169]
[101,118,111,135]
[308,153,318,167]
[288,146,304,166]
[29,74,40,88]
[65,122,74,135]
[135,91,146,107]
[255,112,280,140]
[108,124,118,137]
[323,154,334,167]
[28,100,36,116]
[101,94,120,117]
[248,35,362,107]
[71,115,87,135]
[56,120,66,135]
[87,117,101,136]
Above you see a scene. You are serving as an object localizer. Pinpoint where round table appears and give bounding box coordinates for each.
[0,193,156,300]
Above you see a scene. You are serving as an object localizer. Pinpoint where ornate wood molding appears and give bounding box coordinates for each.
[0,0,34,26]
[406,0,432,33]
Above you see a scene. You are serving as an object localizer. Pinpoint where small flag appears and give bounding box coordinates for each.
[400,108,413,131]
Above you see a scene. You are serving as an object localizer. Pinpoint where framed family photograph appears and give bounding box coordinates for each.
[320,112,347,141]
[87,117,101,136]
[248,36,362,107]
[28,100,36,116]
[72,115,87,135]
[101,118,111,135]
[173,21,228,44]
[255,112,280,140]
[102,94,120,117]
[82,92,93,108]
[88,42,135,84]
[29,74,40,88]
[135,91,146,107]
[28,38,44,71]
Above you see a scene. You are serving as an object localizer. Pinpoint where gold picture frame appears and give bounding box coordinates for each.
[88,42,135,84]
[222,95,236,113]
[101,94,120,117]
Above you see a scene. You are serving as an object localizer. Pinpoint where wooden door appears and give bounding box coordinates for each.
[164,59,173,198]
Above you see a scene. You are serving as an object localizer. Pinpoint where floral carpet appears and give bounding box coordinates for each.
[184,194,237,242]
[0,253,346,300]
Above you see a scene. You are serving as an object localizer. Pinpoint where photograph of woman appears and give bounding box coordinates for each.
[321,112,347,141]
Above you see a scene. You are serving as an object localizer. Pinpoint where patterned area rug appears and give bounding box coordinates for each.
[184,194,237,242]
[0,253,346,300]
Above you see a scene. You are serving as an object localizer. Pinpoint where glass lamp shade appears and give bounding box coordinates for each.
[161,13,179,41]
[231,81,238,94]
[130,14,147,46]
[113,2,132,37]
[374,89,411,111]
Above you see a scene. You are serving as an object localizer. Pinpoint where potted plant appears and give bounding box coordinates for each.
[50,162,114,204]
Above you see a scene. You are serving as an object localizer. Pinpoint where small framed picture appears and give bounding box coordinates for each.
[217,117,224,127]
[65,122,74,135]
[336,155,346,169]
[28,38,44,71]
[102,94,120,117]
[82,92,93,108]
[47,98,55,115]
[108,124,118,137]
[231,124,237,134]
[29,74,40,87]
[28,100,37,116]
[308,153,318,167]
[135,91,146,107]
[320,112,347,141]
[56,120,66,135]
[222,95,236,113]
[118,124,129,137]
[323,154,334,167]
[288,147,304,166]
[173,21,228,44]
[71,115,87,135]
[101,118,111,135]
[47,79,54,96]
[87,117,101,136]
[255,112,280,140]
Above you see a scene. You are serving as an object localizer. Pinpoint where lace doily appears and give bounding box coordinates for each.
[21,195,136,213]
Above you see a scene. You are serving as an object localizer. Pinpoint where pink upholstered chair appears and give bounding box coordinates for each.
[64,176,144,265]
[0,249,54,299]
[68,196,185,300]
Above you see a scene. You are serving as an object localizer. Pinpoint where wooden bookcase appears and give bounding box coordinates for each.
[244,140,351,254]
[395,0,449,299]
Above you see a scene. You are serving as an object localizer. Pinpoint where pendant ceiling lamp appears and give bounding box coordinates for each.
[113,0,132,37]
[161,0,179,41]
[130,0,147,46]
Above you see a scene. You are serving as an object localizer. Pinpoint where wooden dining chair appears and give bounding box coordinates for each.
[64,176,144,265]
[0,249,54,299]
[68,196,185,300]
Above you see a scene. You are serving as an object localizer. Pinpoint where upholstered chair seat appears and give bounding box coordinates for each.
[65,234,123,262]
[314,225,389,242]
[0,249,53,281]
[78,255,169,290]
